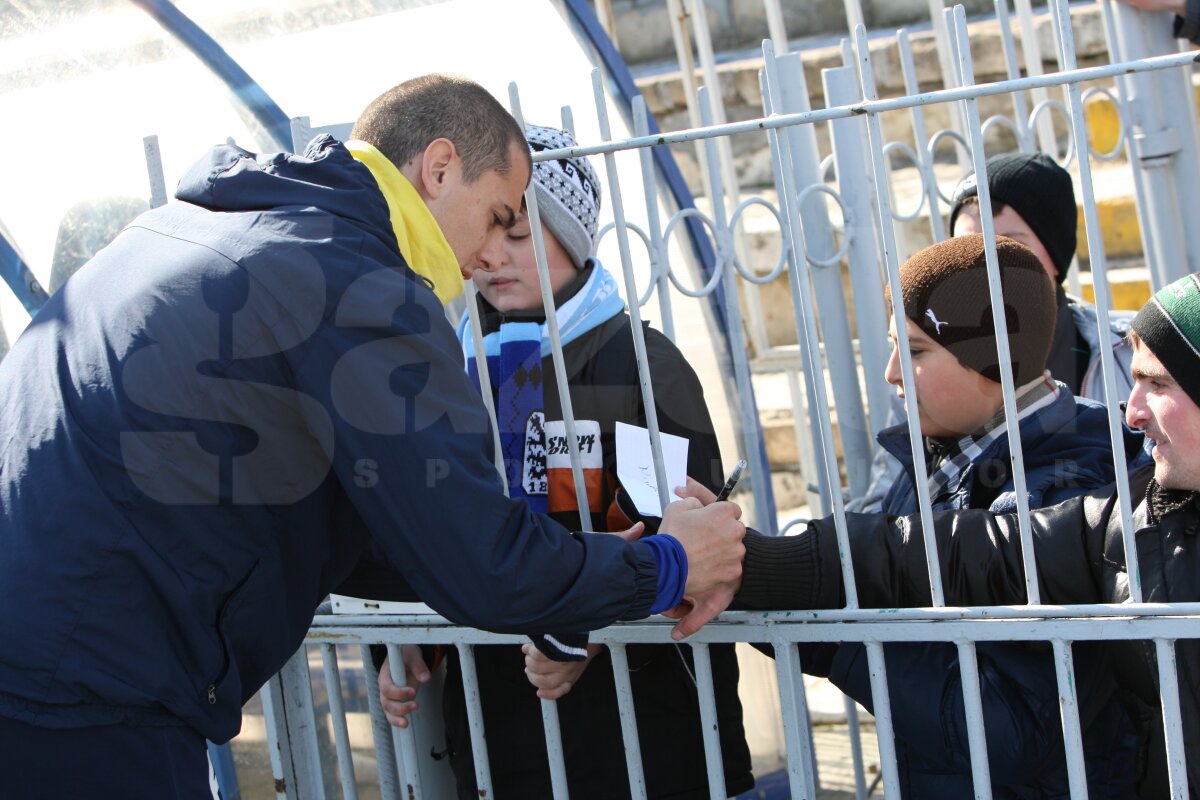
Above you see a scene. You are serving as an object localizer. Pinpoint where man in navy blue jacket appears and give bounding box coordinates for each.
[0,73,744,798]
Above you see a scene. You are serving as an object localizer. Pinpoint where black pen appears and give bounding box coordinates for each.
[714,459,747,502]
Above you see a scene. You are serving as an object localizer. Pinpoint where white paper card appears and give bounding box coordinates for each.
[615,421,689,517]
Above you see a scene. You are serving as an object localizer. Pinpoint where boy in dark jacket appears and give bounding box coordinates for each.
[380,125,752,800]
[824,234,1143,796]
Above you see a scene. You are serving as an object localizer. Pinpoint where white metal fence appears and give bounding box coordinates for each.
[235,1,1200,798]
[266,601,1199,800]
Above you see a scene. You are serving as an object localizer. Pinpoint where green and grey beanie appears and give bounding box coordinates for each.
[1132,273,1200,408]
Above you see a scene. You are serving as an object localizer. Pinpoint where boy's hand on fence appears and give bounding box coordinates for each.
[378,645,431,728]
[660,495,744,641]
[522,643,603,699]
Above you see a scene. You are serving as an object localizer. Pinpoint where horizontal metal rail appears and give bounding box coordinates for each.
[306,605,1200,644]
[527,50,1200,161]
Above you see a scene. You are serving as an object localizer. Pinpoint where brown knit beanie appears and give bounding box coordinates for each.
[889,234,1057,384]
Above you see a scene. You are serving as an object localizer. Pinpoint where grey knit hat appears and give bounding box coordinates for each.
[524,125,601,270]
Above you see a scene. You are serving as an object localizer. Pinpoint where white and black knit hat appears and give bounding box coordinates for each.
[525,124,602,270]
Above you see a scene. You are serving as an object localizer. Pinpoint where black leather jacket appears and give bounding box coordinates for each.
[738,465,1200,798]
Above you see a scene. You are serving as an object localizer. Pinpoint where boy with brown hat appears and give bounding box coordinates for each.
[798,234,1146,796]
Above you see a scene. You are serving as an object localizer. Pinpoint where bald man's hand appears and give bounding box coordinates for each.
[658,494,745,640]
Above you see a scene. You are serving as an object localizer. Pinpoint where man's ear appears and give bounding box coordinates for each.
[419,138,458,201]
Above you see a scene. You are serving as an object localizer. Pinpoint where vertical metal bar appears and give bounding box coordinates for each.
[1050,640,1089,800]
[143,135,168,209]
[897,28,948,244]
[1095,2,1153,261]
[288,116,313,153]
[755,66,830,517]
[690,644,727,800]
[841,36,856,70]
[759,42,859,589]
[822,64,895,797]
[539,699,571,799]
[927,0,968,168]
[774,51,873,500]
[764,0,790,54]
[864,642,901,799]
[822,64,892,438]
[666,0,715,213]
[842,698,868,800]
[456,644,494,797]
[1101,0,1200,284]
[207,741,242,800]
[696,85,777,533]
[994,0,1035,153]
[787,368,828,516]
[772,639,819,799]
[663,0,768,455]
[1013,0,1059,155]
[321,645,359,800]
[954,642,995,800]
[852,23,946,608]
[1154,638,1190,799]
[385,645,423,800]
[508,84,595,531]
[594,0,618,47]
[277,647,327,800]
[463,280,509,492]
[262,674,297,800]
[951,5,1041,604]
[609,644,649,800]
[687,0,772,358]
[360,646,402,800]
[843,0,865,32]
[591,70,673,512]
[1049,0,1141,598]
[631,97,677,342]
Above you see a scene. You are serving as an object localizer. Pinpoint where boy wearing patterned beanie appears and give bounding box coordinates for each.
[807,234,1146,796]
[733,272,1200,796]
[381,125,752,800]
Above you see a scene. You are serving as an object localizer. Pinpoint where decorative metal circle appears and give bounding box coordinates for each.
[662,207,726,298]
[595,221,661,306]
[728,196,790,284]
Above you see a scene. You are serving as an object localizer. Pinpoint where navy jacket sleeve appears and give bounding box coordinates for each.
[290,266,659,634]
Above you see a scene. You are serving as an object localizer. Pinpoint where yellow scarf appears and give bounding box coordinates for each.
[345,139,464,303]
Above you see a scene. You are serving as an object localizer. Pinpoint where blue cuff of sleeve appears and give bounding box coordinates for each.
[643,534,688,614]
